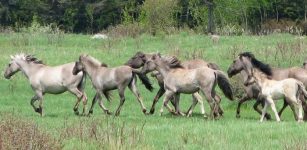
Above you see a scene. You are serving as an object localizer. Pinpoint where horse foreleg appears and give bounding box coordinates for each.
[174,94,184,116]
[254,98,271,120]
[260,101,268,122]
[115,88,126,116]
[88,93,98,115]
[97,92,112,115]
[186,94,199,117]
[236,96,251,118]
[267,97,280,122]
[69,88,84,115]
[160,91,174,116]
[32,90,44,116]
[278,98,288,118]
[149,88,165,114]
[129,82,147,114]
[30,95,39,113]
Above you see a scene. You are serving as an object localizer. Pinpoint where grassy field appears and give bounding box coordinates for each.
[0,32,307,149]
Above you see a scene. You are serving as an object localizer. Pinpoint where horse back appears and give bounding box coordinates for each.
[182,59,208,69]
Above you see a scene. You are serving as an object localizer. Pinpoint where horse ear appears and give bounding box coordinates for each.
[157,53,161,58]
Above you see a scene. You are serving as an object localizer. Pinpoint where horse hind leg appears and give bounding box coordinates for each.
[128,81,147,114]
[201,88,217,119]
[289,96,303,122]
[278,98,288,118]
[115,87,127,116]
[214,94,224,116]
[211,91,221,118]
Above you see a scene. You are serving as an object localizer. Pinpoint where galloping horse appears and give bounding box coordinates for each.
[126,52,223,116]
[72,54,153,116]
[228,52,307,120]
[140,54,233,118]
[4,54,87,116]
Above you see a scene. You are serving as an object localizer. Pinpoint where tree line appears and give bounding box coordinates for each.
[0,0,306,34]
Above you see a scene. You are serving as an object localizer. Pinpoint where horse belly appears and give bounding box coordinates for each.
[44,85,67,94]
[263,87,284,100]
[176,83,199,93]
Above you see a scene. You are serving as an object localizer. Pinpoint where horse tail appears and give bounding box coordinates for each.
[215,70,234,101]
[77,71,86,92]
[131,69,153,92]
[297,81,307,99]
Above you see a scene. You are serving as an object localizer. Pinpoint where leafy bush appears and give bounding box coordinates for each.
[140,0,179,35]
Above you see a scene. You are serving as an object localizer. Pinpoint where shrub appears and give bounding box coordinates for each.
[0,114,61,150]
[140,0,179,35]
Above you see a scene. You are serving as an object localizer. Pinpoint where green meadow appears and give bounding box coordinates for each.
[0,32,307,149]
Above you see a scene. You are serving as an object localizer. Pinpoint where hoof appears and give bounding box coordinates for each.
[106,110,112,115]
[171,111,178,116]
[35,108,42,114]
[74,110,80,116]
[236,114,241,118]
[265,114,272,120]
[142,109,147,114]
[88,110,93,114]
[149,109,155,114]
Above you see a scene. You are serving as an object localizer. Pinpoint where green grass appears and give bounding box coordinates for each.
[0,32,307,149]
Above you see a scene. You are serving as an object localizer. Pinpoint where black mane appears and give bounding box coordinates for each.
[164,56,184,68]
[239,52,272,76]
[26,55,44,64]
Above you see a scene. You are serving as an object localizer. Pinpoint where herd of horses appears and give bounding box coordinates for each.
[4,52,307,122]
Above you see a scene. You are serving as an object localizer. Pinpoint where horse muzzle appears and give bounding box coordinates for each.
[4,73,11,79]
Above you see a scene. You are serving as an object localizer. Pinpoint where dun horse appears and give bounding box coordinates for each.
[139,54,233,118]
[4,54,87,116]
[235,53,307,122]
[228,52,307,120]
[126,52,223,116]
[72,54,152,116]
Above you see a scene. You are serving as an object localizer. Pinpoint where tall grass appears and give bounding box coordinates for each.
[0,32,307,149]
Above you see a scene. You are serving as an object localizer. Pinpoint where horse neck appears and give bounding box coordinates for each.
[253,71,267,87]
[82,60,106,77]
[155,62,171,79]
[17,61,43,79]
[240,70,249,83]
